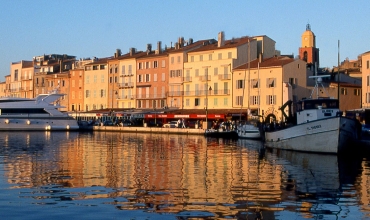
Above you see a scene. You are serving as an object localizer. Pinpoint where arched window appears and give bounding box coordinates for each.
[303,51,308,62]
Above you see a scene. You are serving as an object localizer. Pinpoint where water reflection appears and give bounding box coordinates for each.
[0,132,369,219]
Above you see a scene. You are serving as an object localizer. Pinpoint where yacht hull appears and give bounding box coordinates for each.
[0,117,79,131]
[264,117,357,154]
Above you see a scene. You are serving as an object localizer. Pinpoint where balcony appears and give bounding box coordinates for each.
[136,94,167,99]
[118,82,134,88]
[199,75,211,82]
[184,89,230,96]
[183,77,192,82]
[218,74,231,80]
[167,91,184,97]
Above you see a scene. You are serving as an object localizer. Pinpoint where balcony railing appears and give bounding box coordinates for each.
[183,77,192,82]
[136,94,167,99]
[184,89,230,96]
[167,91,184,97]
[117,82,134,88]
[199,75,211,81]
[218,74,231,80]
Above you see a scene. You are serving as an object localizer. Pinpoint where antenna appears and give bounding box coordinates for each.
[308,75,330,99]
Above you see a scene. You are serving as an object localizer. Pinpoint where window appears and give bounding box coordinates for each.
[250,96,260,105]
[122,65,125,75]
[367,60,369,69]
[154,73,157,82]
[101,75,104,83]
[266,95,276,105]
[195,69,199,77]
[128,65,132,74]
[236,80,244,89]
[177,56,180,63]
[154,61,158,68]
[267,78,276,88]
[100,89,104,97]
[341,88,347,95]
[251,79,259,88]
[176,70,182,77]
[209,54,212,60]
[171,57,174,64]
[191,56,194,62]
[214,67,218,75]
[145,74,150,82]
[161,60,166,67]
[109,68,113,74]
[86,76,89,84]
[145,62,150,69]
[200,55,203,61]
[213,98,218,106]
[195,98,200,106]
[354,89,360,96]
[228,52,232,59]
[218,53,222,60]
[162,73,165,81]
[94,75,97,83]
[138,75,142,82]
[100,65,105,69]
[93,65,98,70]
[138,63,143,69]
[289,78,296,85]
[85,90,90,98]
[223,97,228,106]
[236,96,243,106]
[186,99,189,106]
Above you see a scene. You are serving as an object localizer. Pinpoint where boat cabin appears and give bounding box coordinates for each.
[296,98,341,124]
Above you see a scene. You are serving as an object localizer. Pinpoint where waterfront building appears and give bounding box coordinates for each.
[136,42,169,109]
[361,51,370,108]
[83,57,111,111]
[234,56,309,122]
[0,81,6,97]
[107,50,121,110]
[9,60,34,98]
[183,32,277,111]
[116,48,146,109]
[167,37,210,109]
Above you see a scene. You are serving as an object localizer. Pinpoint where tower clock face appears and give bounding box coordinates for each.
[305,37,308,41]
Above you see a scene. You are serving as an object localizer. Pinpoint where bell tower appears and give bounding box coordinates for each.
[299,23,320,68]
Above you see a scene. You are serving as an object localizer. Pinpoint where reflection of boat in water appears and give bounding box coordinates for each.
[269,148,362,208]
[237,120,261,139]
[0,92,79,131]
[264,76,359,154]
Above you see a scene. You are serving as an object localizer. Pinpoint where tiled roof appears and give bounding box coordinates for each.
[189,36,253,53]
[234,56,295,70]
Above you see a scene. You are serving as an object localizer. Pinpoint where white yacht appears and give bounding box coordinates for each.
[0,93,79,131]
[264,76,359,154]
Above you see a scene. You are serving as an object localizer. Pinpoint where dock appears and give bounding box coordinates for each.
[92,126,205,135]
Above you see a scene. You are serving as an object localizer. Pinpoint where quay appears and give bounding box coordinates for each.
[92,126,205,135]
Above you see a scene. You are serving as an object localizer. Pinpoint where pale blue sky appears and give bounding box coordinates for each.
[0,0,368,79]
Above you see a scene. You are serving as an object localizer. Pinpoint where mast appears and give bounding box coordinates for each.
[239,38,250,122]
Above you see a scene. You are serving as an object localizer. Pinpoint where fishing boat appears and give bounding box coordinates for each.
[0,92,79,131]
[264,75,359,154]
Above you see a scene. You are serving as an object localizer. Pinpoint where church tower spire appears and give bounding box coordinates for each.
[299,23,319,68]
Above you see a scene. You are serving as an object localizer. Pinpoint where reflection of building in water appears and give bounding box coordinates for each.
[3,132,370,218]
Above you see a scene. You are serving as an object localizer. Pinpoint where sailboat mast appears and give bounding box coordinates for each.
[239,38,250,122]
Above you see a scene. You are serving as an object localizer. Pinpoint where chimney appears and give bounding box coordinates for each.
[115,49,121,58]
[146,44,152,54]
[175,42,179,50]
[189,38,193,44]
[218,31,225,47]
[129,48,136,56]
[156,41,162,54]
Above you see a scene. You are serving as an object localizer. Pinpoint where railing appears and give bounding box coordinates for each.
[167,91,184,97]
[218,74,231,80]
[199,75,211,81]
[183,77,192,82]
[117,82,134,88]
[136,94,167,99]
[183,89,230,96]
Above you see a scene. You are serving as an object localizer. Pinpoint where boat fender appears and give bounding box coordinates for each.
[5,119,9,124]
[27,120,31,125]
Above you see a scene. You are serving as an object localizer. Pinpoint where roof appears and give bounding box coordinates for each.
[234,56,296,70]
[189,36,253,53]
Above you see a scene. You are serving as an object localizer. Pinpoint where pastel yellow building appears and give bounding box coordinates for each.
[10,60,34,98]
[84,58,110,111]
[234,56,309,122]
[362,51,370,108]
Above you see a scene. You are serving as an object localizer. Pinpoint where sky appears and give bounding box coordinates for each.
[0,0,369,80]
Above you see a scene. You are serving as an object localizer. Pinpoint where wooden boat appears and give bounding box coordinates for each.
[264,76,359,154]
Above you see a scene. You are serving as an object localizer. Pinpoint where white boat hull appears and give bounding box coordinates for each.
[264,117,357,154]
[0,117,79,131]
[237,125,261,139]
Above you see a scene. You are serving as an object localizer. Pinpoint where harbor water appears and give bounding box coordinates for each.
[0,131,369,219]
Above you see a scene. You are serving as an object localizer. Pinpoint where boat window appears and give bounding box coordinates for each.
[321,102,327,108]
